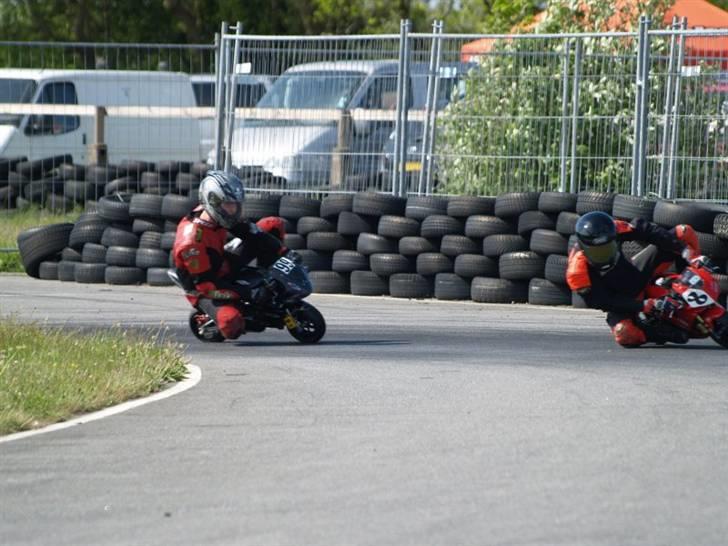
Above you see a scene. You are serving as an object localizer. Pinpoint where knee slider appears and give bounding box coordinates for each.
[216,305,245,339]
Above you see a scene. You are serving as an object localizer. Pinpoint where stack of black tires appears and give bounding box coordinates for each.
[1,156,209,211]
[16,189,728,307]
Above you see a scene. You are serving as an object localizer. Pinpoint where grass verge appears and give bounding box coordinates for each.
[0,318,188,435]
[0,206,83,273]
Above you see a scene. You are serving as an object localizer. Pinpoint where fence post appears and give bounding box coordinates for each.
[424,20,444,196]
[213,22,229,171]
[569,38,583,194]
[658,17,679,198]
[330,109,352,188]
[558,38,572,193]
[89,106,107,166]
[418,21,440,195]
[666,17,687,199]
[393,19,411,198]
[632,16,651,196]
[224,22,243,174]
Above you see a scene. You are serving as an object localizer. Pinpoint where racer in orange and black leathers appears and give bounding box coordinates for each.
[172,171,288,340]
[566,211,699,347]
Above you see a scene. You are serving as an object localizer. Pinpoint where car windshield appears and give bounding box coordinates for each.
[0,78,37,126]
[257,70,365,109]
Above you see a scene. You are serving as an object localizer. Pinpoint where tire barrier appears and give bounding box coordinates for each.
[16,189,728,307]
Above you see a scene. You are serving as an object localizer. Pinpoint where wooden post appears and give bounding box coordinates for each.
[330,108,352,188]
[89,106,108,166]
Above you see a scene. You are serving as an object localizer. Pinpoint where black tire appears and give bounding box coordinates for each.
[147,267,174,286]
[471,277,528,303]
[282,217,296,235]
[154,161,180,180]
[357,233,397,255]
[350,270,389,296]
[284,233,306,250]
[105,266,145,285]
[399,236,438,256]
[101,227,139,248]
[23,178,64,202]
[287,301,326,344]
[82,243,107,264]
[105,177,141,195]
[118,160,154,179]
[0,185,18,207]
[612,194,657,221]
[416,252,453,275]
[575,191,616,215]
[332,250,369,272]
[697,231,728,261]
[161,194,196,221]
[529,229,569,256]
[337,211,377,235]
[279,195,321,219]
[61,247,82,262]
[389,273,433,299]
[139,231,163,249]
[434,273,471,300]
[377,215,420,238]
[528,278,571,306]
[57,260,77,282]
[556,211,580,235]
[440,235,479,257]
[98,194,133,223]
[420,215,463,238]
[482,234,529,257]
[191,162,210,178]
[106,246,139,267]
[160,232,177,251]
[544,254,568,284]
[85,164,119,184]
[498,251,546,280]
[405,195,448,220]
[175,172,201,191]
[653,201,727,232]
[307,232,353,252]
[447,196,495,217]
[43,193,75,214]
[353,192,406,216]
[132,217,165,234]
[464,215,515,238]
[454,254,498,278]
[517,210,556,236]
[68,221,109,249]
[494,192,540,218]
[370,253,415,276]
[64,180,95,203]
[298,249,333,271]
[242,194,281,221]
[74,263,106,283]
[129,193,164,218]
[56,163,86,181]
[715,214,728,240]
[320,194,354,218]
[189,310,224,343]
[38,261,59,280]
[297,217,335,236]
[309,271,350,294]
[17,155,72,180]
[136,248,169,269]
[538,191,577,213]
[18,224,73,278]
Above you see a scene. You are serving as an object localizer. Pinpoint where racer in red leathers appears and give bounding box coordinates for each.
[172,171,288,340]
[566,211,700,347]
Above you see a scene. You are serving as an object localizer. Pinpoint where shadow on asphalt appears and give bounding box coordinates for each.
[231,339,411,348]
[632,343,727,351]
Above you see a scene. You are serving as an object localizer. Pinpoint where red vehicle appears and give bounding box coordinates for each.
[639,248,728,348]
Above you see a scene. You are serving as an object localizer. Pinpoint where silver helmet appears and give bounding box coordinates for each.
[198,170,245,228]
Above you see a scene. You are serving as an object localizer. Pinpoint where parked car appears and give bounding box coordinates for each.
[191,73,273,159]
[212,60,469,188]
[0,69,201,164]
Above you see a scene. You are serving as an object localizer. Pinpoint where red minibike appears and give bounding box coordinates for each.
[639,246,728,348]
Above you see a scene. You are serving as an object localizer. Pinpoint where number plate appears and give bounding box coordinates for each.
[682,288,715,308]
[283,314,298,330]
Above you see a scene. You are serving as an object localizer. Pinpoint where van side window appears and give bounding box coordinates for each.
[235,83,266,108]
[362,75,400,110]
[26,82,80,137]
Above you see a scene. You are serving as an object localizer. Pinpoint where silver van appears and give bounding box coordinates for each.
[218,60,465,187]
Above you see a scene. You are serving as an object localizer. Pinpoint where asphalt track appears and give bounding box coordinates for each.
[1,274,728,546]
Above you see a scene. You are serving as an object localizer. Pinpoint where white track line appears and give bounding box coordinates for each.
[0,364,201,445]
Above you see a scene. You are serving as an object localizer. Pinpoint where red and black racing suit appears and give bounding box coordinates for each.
[172,207,287,339]
[566,218,699,347]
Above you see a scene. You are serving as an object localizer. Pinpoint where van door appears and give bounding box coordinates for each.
[25,81,83,162]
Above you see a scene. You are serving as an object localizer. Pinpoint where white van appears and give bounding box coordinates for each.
[190,73,273,160]
[218,60,467,187]
[0,69,201,164]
